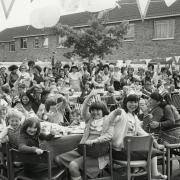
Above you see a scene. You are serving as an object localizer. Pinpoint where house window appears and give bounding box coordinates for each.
[154,19,175,39]
[124,23,135,41]
[34,37,39,48]
[9,41,15,51]
[42,36,48,48]
[20,38,27,49]
[57,35,67,48]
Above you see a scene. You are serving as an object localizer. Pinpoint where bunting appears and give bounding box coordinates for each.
[164,0,177,7]
[166,57,172,62]
[145,59,151,65]
[1,0,16,19]
[136,0,150,20]
[175,56,180,64]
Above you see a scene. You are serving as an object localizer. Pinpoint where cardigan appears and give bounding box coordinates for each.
[112,109,148,151]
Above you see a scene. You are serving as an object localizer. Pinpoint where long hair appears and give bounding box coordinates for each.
[123,94,139,114]
[20,117,40,136]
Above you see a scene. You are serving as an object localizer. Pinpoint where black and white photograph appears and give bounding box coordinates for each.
[0,0,180,180]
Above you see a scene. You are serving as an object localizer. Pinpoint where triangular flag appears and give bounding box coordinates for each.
[164,0,177,7]
[126,60,132,67]
[166,57,172,62]
[136,0,150,20]
[174,56,180,64]
[145,59,151,65]
[0,0,16,19]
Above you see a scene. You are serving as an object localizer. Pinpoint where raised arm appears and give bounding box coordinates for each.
[81,90,95,123]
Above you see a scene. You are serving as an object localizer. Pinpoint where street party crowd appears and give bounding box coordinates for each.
[0,59,180,180]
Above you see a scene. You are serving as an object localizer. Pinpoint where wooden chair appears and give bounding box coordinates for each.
[113,135,153,180]
[0,142,9,180]
[171,94,180,112]
[82,142,113,180]
[165,143,180,180]
[8,149,65,180]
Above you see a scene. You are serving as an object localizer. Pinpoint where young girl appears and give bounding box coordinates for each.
[69,108,82,126]
[44,95,70,125]
[55,90,121,180]
[0,100,8,146]
[0,108,22,149]
[18,117,55,175]
[112,94,167,180]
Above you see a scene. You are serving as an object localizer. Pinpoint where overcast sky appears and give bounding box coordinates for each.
[0,0,175,32]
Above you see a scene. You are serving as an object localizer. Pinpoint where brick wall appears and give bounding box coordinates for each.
[1,16,180,63]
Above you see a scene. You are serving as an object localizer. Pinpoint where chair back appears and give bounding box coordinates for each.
[124,135,153,152]
[8,149,51,180]
[124,135,153,163]
[172,94,180,111]
[0,143,10,180]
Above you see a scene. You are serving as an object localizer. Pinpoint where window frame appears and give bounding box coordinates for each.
[42,36,48,48]
[56,35,67,49]
[20,38,28,49]
[9,41,15,52]
[153,19,175,40]
[123,23,135,41]
[34,37,40,48]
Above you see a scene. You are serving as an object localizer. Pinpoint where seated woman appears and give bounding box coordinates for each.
[154,92,180,144]
[112,94,167,180]
[148,92,176,142]
[0,108,23,149]
[15,93,36,118]
[55,90,121,180]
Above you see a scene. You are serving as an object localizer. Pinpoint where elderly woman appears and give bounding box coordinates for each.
[150,91,180,144]
[55,90,121,180]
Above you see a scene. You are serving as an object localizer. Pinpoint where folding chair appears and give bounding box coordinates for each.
[165,143,180,180]
[8,149,65,180]
[82,142,113,180]
[113,136,153,180]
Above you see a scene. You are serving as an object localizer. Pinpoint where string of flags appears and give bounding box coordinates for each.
[0,0,15,19]
[0,0,178,20]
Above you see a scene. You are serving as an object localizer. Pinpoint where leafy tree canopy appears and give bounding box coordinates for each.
[52,18,129,61]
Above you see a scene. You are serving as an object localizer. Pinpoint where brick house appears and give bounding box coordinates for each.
[0,0,180,62]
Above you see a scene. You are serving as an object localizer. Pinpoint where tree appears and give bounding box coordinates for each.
[52,18,128,61]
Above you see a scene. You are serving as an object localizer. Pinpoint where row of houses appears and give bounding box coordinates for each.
[0,0,180,62]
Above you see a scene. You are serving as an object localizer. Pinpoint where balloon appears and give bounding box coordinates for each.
[81,0,117,12]
[30,8,44,29]
[39,5,61,28]
[30,5,60,29]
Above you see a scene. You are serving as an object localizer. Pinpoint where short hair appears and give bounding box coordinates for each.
[148,63,154,70]
[45,98,57,112]
[28,60,35,67]
[8,65,18,71]
[123,94,139,114]
[103,64,109,70]
[20,117,40,136]
[6,108,23,123]
[150,92,163,102]
[63,64,70,69]
[89,101,109,116]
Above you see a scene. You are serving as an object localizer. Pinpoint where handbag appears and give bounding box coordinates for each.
[77,141,110,158]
